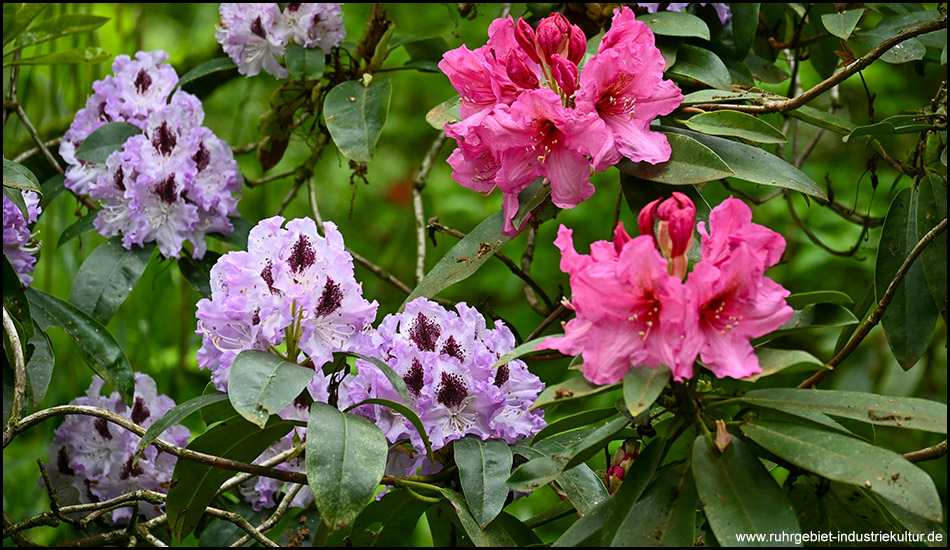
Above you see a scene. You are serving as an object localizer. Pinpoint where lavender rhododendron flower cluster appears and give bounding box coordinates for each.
[440,6,683,234]
[3,190,41,285]
[216,3,346,79]
[60,50,242,259]
[539,193,794,384]
[47,374,190,523]
[638,3,732,25]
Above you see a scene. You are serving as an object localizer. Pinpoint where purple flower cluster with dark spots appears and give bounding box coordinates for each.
[2,190,41,285]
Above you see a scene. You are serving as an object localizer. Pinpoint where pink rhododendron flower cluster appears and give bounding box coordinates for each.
[61,50,242,259]
[440,7,683,234]
[46,374,190,524]
[2,189,41,285]
[539,193,793,384]
[216,3,346,79]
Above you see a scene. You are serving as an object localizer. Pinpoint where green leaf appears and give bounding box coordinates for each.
[3,158,43,194]
[305,402,388,530]
[2,256,33,343]
[532,407,618,443]
[852,31,925,64]
[531,375,620,410]
[490,336,550,369]
[228,350,315,428]
[200,382,237,425]
[636,11,710,40]
[741,420,942,522]
[609,464,697,547]
[915,174,947,322]
[402,36,450,63]
[507,416,628,492]
[618,132,734,185]
[25,324,54,408]
[552,495,611,547]
[692,435,801,546]
[821,9,865,40]
[787,104,857,135]
[166,416,295,539]
[14,14,109,48]
[2,3,48,47]
[784,290,853,309]
[743,53,790,84]
[876,187,938,370]
[744,348,826,382]
[711,2,758,61]
[285,44,325,80]
[623,367,671,417]
[178,251,219,299]
[683,111,787,144]
[440,488,517,547]
[495,512,544,546]
[425,96,460,130]
[513,440,609,515]
[338,351,409,403]
[210,216,252,250]
[739,388,948,434]
[343,397,433,462]
[324,78,392,163]
[758,303,859,344]
[136,392,230,455]
[681,89,775,105]
[74,121,141,164]
[5,46,111,66]
[57,211,97,247]
[661,126,827,200]
[668,44,732,90]
[27,287,134,404]
[844,114,934,142]
[455,436,513,529]
[350,490,433,547]
[172,57,237,96]
[405,179,550,305]
[69,238,154,325]
[40,174,66,209]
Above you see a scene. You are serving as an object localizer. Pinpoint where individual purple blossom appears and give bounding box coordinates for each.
[639,3,732,25]
[3,190,42,285]
[216,3,291,78]
[282,3,346,54]
[46,373,190,524]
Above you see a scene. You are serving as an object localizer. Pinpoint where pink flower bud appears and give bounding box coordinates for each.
[506,54,540,89]
[606,439,639,494]
[536,13,572,64]
[612,222,632,254]
[638,193,695,278]
[567,24,586,65]
[550,54,578,97]
[515,18,540,64]
[638,198,661,239]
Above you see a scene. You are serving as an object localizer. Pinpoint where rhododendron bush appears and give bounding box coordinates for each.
[3,3,947,547]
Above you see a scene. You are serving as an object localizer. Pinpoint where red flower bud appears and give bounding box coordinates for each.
[515,18,540,64]
[550,54,578,97]
[567,24,586,65]
[506,54,540,89]
[536,13,572,64]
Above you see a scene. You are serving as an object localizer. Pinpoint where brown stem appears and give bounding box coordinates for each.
[413,131,447,285]
[902,439,947,463]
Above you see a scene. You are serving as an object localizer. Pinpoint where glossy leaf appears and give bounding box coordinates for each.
[3,256,33,343]
[514,440,609,515]
[681,89,775,105]
[531,375,620,410]
[405,179,550,305]
[617,132,734,185]
[784,290,853,309]
[200,382,238,425]
[285,44,325,80]
[3,3,48,47]
[744,348,826,382]
[25,325,54,408]
[552,495,611,547]
[74,121,141,164]
[853,31,925,64]
[338,351,409,403]
[758,302,859,344]
[683,110,787,144]
[821,9,865,40]
[916,174,947,322]
[455,436,513,529]
[532,407,617,443]
[27,287,134,404]
[178,251,219,299]
[3,158,43,194]
[739,388,947,433]
[39,174,66,209]
[743,53,790,83]
[209,216,252,250]
[324,78,392,162]
[668,44,732,90]
[350,490,433,547]
[305,402,388,530]
[622,366,671,417]
[692,435,801,546]
[228,350,315,428]
[609,464,697,547]
[69,238,154,325]
[425,96,460,129]
[14,14,109,47]
[172,57,237,96]
[57,211,97,247]
[491,335,550,369]
[711,2,758,60]
[5,46,111,66]
[741,420,942,522]
[661,127,827,200]
[636,11,710,40]
[166,416,294,539]
[495,512,543,546]
[440,488,516,547]
[876,188,938,369]
[136,392,230,455]
[844,114,933,142]
[343,397,433,462]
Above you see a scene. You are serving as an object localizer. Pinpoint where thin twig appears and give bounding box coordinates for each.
[786,191,868,257]
[245,169,296,188]
[307,176,325,227]
[13,137,62,164]
[349,248,414,295]
[230,484,304,547]
[2,307,26,433]
[219,446,301,495]
[206,507,279,547]
[521,226,543,313]
[15,104,63,174]
[232,138,266,155]
[799,218,948,388]
[526,303,568,342]
[412,131,447,284]
[902,440,948,463]
[276,177,307,216]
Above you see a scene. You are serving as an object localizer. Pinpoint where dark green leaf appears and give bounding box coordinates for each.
[179,251,220,299]
[305,402,388,530]
[440,488,517,547]
[683,111,787,144]
[324,78,392,162]
[916,174,947,322]
[3,158,43,194]
[681,90,775,105]
[552,495,611,547]
[602,438,666,545]
[618,132,734,185]
[870,491,949,547]
[623,367,671,417]
[741,420,942,522]
[2,3,48,47]
[531,375,620,410]
[739,388,947,433]
[636,11,710,40]
[40,174,66,209]
[350,490,433,547]
[402,36,450,63]
[660,127,827,200]
[343,397,433,462]
[338,351,409,403]
[2,256,32,342]
[136,392,230,455]
[166,416,295,539]
[27,287,134,404]
[172,57,237,96]
[200,382,237,425]
[285,44,325,80]
[425,96,460,130]
[25,325,54,408]
[5,46,111,66]
[495,512,543,546]
[844,114,934,142]
[743,53,790,84]
[711,3,758,60]
[758,303,859,343]
[69,238,154,325]
[57,211,98,247]
[609,464,697,547]
[787,104,857,135]
[744,348,826,382]
[455,436,513,529]
[228,350,315,428]
[405,179,550,305]
[876,188,938,370]
[532,407,617,443]
[14,14,109,48]
[821,9,865,40]
[785,290,853,309]
[513,440,609,515]
[692,436,800,546]
[491,336,550,369]
[210,216,252,250]
[668,44,732,90]
[74,121,141,164]
[853,31,925,64]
